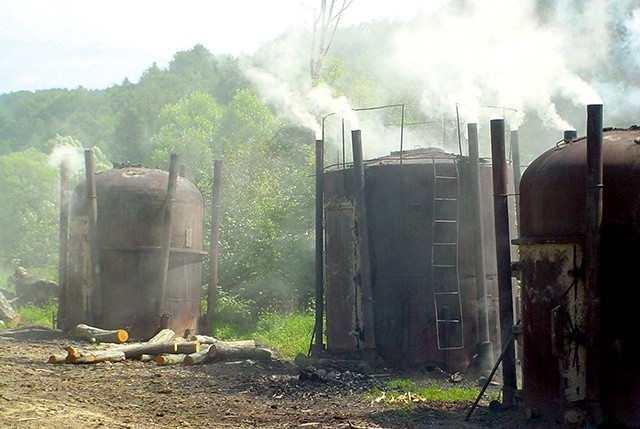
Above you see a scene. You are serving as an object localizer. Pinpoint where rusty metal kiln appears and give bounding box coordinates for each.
[518,105,640,426]
[322,145,510,372]
[61,165,205,340]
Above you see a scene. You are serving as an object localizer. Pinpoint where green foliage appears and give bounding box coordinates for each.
[211,289,258,339]
[0,149,59,271]
[253,311,314,359]
[15,299,58,329]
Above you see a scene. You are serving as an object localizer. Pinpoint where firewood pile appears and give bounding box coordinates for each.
[48,324,273,366]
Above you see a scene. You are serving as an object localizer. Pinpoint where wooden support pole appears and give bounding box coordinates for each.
[206,159,223,334]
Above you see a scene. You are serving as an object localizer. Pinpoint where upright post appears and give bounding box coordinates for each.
[468,123,493,369]
[206,159,223,334]
[314,139,325,354]
[157,153,179,328]
[84,149,101,323]
[490,119,517,408]
[351,130,377,359]
[57,156,71,328]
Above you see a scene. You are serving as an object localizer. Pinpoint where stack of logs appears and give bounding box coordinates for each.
[49,324,272,366]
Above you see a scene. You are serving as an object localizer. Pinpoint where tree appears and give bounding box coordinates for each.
[309,0,355,83]
[0,149,59,273]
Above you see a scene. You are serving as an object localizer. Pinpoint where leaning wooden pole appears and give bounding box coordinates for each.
[206,159,223,334]
[84,149,101,323]
[351,130,377,359]
[314,139,325,354]
[489,119,517,408]
[57,156,71,329]
[157,154,180,328]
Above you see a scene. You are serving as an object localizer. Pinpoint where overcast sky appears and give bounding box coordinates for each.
[0,0,445,94]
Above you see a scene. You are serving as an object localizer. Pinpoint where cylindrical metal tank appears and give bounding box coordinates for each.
[323,147,512,372]
[519,126,640,426]
[63,166,205,339]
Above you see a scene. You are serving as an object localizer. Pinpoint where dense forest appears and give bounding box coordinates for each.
[1,2,638,325]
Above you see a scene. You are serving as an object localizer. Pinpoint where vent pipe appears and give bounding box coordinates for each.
[490,119,517,408]
[314,139,325,354]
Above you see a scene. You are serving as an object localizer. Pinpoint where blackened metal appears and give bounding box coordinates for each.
[468,123,492,367]
[57,156,71,329]
[84,149,101,322]
[564,130,578,141]
[585,104,603,417]
[157,154,180,321]
[351,130,377,356]
[205,159,223,333]
[490,119,517,408]
[510,130,521,235]
[314,140,325,354]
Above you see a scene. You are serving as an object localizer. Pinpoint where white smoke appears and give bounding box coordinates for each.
[48,144,85,173]
[393,0,603,132]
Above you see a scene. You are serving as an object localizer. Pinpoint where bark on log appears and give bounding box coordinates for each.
[188,335,256,348]
[48,353,67,364]
[0,292,20,324]
[155,354,186,366]
[183,344,212,365]
[207,343,272,362]
[71,323,129,343]
[147,328,176,343]
[115,340,199,360]
[68,350,125,364]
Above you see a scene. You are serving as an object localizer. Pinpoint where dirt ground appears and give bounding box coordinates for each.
[0,328,570,429]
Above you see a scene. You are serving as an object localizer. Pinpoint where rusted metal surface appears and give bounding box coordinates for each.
[65,167,204,339]
[520,127,640,239]
[323,148,508,372]
[518,125,640,426]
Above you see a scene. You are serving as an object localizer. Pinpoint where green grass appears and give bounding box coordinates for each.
[367,378,483,407]
[253,311,315,359]
[12,299,58,329]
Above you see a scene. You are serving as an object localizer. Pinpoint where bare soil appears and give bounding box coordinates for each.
[0,329,570,429]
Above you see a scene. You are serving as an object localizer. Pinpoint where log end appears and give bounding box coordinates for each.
[116,329,129,343]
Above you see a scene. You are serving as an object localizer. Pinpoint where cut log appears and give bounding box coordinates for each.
[71,323,129,343]
[207,342,272,362]
[155,354,186,366]
[175,341,200,355]
[147,328,176,343]
[68,350,125,364]
[115,340,199,360]
[0,292,20,324]
[48,353,67,364]
[65,345,83,360]
[183,344,213,365]
[188,335,256,348]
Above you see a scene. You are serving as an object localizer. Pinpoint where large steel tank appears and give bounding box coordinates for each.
[63,166,205,339]
[323,147,510,372]
[519,125,640,426]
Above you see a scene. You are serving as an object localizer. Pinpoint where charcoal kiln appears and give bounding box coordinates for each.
[61,163,205,339]
[321,134,514,372]
[518,104,640,426]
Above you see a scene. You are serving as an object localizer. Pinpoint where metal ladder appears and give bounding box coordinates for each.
[431,158,464,350]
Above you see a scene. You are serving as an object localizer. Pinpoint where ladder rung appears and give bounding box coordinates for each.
[433,242,456,246]
[433,264,456,268]
[434,219,456,223]
[437,319,461,323]
[434,175,457,180]
[434,197,457,201]
[434,291,460,296]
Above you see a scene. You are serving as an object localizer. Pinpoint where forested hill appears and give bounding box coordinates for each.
[0,45,252,163]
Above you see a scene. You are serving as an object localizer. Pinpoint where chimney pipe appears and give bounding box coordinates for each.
[490,119,517,408]
[314,139,325,354]
[510,130,522,236]
[57,156,71,329]
[205,159,223,334]
[84,149,101,324]
[468,123,493,369]
[585,104,604,422]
